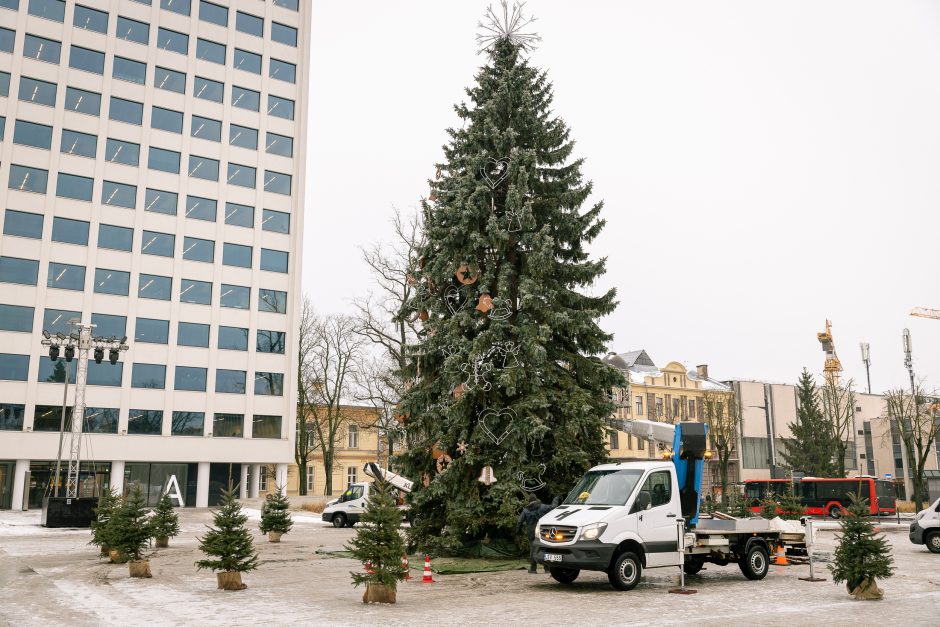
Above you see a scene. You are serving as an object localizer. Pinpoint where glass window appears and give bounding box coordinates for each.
[52,217,89,245]
[223,243,252,268]
[0,257,39,285]
[252,415,281,439]
[259,289,287,314]
[177,322,209,347]
[260,249,288,273]
[229,124,258,149]
[216,369,245,394]
[194,76,223,102]
[199,0,226,25]
[149,147,181,174]
[154,66,186,94]
[74,5,109,33]
[262,209,290,234]
[56,173,94,202]
[272,22,298,47]
[0,0,15,9]
[227,163,256,188]
[182,236,214,262]
[109,97,143,125]
[47,261,85,291]
[188,155,219,180]
[185,195,215,221]
[98,224,133,251]
[20,77,57,107]
[231,85,260,111]
[175,366,207,391]
[151,106,183,133]
[179,278,211,304]
[0,403,26,431]
[69,46,105,74]
[220,284,249,309]
[266,132,293,157]
[113,56,146,84]
[213,413,243,438]
[65,86,99,115]
[145,188,177,215]
[641,470,674,508]
[83,407,119,433]
[135,318,169,344]
[105,138,140,166]
[0,304,34,332]
[0,70,9,96]
[224,202,253,227]
[138,273,172,300]
[60,129,98,158]
[90,270,131,300]
[267,94,294,120]
[42,308,80,335]
[0,27,14,53]
[24,34,61,63]
[91,313,126,339]
[218,326,248,351]
[13,120,53,149]
[157,27,188,54]
[160,0,189,15]
[0,354,29,381]
[8,164,48,193]
[87,361,123,387]
[256,330,285,354]
[265,171,292,195]
[191,115,221,142]
[3,210,43,239]
[233,48,261,74]
[28,0,65,21]
[128,408,163,434]
[34,405,73,430]
[196,38,225,64]
[235,11,263,36]
[141,230,175,257]
[171,411,203,436]
[254,373,284,396]
[273,0,298,10]
[269,59,296,83]
[116,16,149,45]
[102,181,137,208]
[131,364,166,389]
[0,115,4,140]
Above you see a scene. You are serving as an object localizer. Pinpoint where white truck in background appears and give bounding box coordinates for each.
[909,496,940,553]
[321,463,412,528]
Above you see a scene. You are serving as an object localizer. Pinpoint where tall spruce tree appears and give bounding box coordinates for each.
[398,4,623,554]
[782,369,837,477]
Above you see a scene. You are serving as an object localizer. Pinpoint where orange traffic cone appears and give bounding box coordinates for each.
[402,554,411,580]
[421,554,435,583]
[775,544,788,566]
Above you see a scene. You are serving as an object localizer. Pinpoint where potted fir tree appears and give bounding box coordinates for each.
[109,486,154,578]
[830,493,895,599]
[346,478,407,604]
[151,492,181,548]
[90,489,120,558]
[259,487,293,542]
[196,487,259,590]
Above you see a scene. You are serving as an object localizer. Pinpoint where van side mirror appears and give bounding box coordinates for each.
[630,491,652,514]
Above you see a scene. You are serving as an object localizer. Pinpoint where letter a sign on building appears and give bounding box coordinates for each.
[164,474,185,507]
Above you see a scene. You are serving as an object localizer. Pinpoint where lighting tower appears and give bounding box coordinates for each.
[817,319,843,384]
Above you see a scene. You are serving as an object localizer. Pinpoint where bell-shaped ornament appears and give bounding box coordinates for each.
[477,465,497,486]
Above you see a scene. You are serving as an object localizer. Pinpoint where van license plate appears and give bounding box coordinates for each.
[544,553,562,562]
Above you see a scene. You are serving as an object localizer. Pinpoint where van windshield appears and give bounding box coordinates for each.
[564,469,644,506]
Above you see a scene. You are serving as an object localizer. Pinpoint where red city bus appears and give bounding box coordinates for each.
[744,476,897,518]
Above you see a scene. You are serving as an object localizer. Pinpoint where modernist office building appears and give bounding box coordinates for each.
[0,0,308,509]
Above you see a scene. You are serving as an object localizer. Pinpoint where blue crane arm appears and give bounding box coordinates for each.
[673,422,708,526]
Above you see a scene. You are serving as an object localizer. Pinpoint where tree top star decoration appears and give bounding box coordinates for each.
[476,0,541,54]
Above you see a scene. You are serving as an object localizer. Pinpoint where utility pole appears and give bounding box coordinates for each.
[860,342,871,394]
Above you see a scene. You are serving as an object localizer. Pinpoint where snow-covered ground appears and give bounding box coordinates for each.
[0,508,937,626]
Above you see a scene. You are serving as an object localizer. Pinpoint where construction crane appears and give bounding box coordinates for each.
[910,306,940,320]
[817,319,843,384]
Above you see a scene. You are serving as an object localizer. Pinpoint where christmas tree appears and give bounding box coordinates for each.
[196,487,259,590]
[150,492,181,548]
[398,0,622,554]
[346,478,407,603]
[259,487,294,541]
[829,492,895,598]
[90,488,120,556]
[109,486,153,575]
[782,369,838,477]
[777,482,806,520]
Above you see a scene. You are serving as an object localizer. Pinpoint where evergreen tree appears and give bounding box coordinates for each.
[781,369,837,477]
[196,487,259,574]
[150,493,181,546]
[829,493,895,596]
[346,479,407,591]
[259,488,294,538]
[109,486,152,562]
[398,2,623,554]
[759,495,779,519]
[90,489,120,554]
[777,483,806,520]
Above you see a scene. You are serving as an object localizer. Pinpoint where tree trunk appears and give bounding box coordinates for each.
[835,442,847,477]
[297,460,307,496]
[324,450,334,496]
[719,457,729,501]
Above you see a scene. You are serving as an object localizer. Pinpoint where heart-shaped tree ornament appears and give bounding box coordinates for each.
[481,158,510,188]
[478,408,516,445]
[444,285,470,314]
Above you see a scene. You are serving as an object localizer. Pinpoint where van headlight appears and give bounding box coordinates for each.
[581,522,607,541]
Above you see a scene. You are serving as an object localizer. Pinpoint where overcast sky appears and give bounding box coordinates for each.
[306,1,940,393]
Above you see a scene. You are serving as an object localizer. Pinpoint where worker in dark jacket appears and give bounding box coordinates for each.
[517,497,547,573]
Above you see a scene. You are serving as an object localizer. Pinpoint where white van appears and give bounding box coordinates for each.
[909,497,940,553]
[321,483,368,528]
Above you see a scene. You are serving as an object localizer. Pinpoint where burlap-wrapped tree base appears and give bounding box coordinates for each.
[849,576,883,600]
[268,532,283,543]
[128,560,152,578]
[155,536,169,548]
[217,571,248,591]
[362,583,396,604]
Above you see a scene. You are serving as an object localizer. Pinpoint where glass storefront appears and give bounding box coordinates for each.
[26,461,111,509]
[125,462,198,507]
[0,461,14,509]
[209,462,243,506]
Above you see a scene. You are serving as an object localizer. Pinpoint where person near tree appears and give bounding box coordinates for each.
[517,497,548,573]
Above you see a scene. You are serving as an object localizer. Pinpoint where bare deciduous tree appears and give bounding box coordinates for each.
[820,376,856,476]
[353,355,406,466]
[883,383,940,511]
[702,389,741,499]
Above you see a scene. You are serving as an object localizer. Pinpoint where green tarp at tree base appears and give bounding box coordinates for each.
[315,549,529,575]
